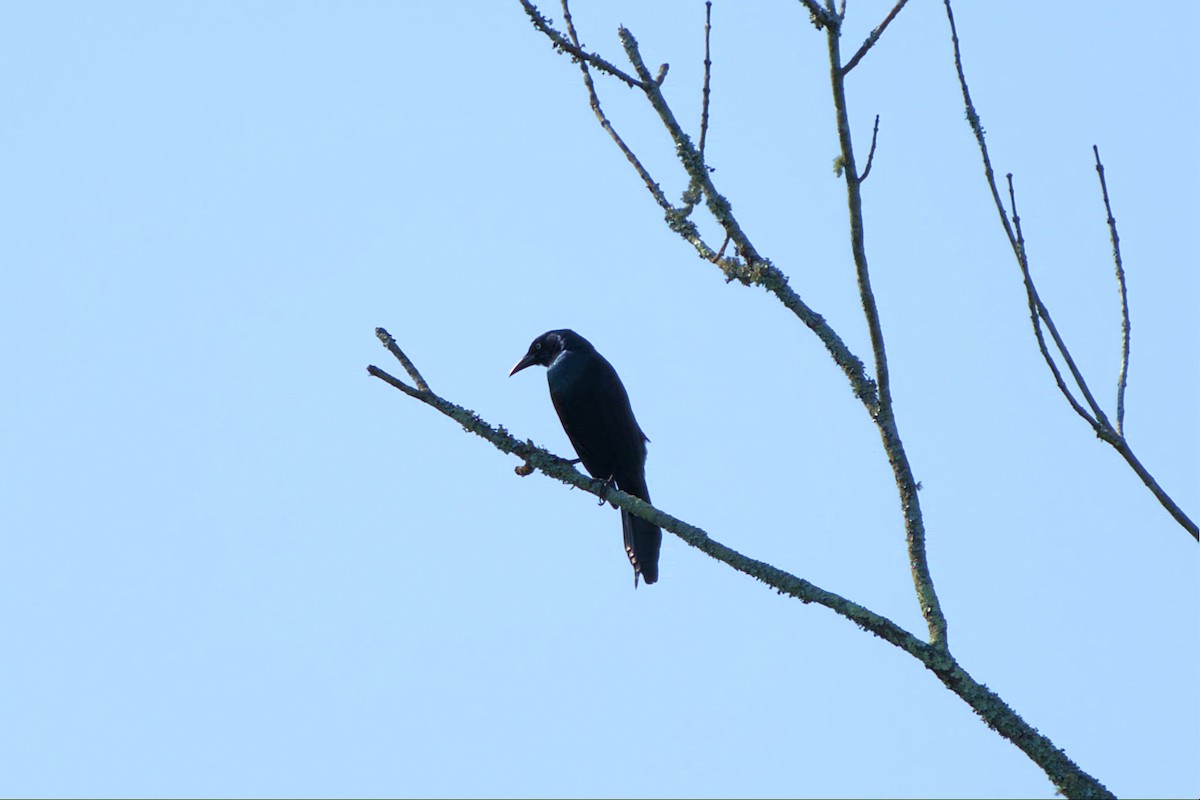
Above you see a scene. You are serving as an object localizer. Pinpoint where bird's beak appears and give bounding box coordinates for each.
[509,353,538,377]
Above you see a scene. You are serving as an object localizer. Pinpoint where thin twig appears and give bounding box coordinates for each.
[369,336,1114,800]
[1005,177,1098,428]
[559,0,670,211]
[616,25,879,412]
[797,0,837,30]
[538,2,723,262]
[859,114,880,181]
[842,0,912,74]
[713,233,730,263]
[1093,145,1130,437]
[375,327,429,392]
[947,6,1105,430]
[698,1,713,162]
[946,0,1196,541]
[518,0,645,89]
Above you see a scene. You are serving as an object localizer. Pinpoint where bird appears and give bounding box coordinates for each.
[509,329,662,586]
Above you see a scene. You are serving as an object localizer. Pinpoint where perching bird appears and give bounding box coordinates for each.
[509,329,662,586]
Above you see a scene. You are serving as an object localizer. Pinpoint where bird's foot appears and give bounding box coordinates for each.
[591,475,617,506]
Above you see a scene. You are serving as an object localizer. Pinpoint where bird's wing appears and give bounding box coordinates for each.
[551,356,648,496]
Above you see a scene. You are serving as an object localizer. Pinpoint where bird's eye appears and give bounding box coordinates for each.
[534,342,542,350]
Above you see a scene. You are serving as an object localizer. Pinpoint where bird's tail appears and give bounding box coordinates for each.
[621,507,662,586]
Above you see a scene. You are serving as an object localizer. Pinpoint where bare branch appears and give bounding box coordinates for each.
[1005,176,1101,428]
[713,233,730,263]
[944,0,1196,540]
[843,0,911,74]
[798,0,838,30]
[370,332,1114,800]
[558,0,671,211]
[375,327,429,392]
[824,24,946,650]
[370,341,899,635]
[859,114,880,181]
[611,25,879,412]
[1093,145,1130,437]
[1112,439,1198,539]
[698,1,713,161]
[947,5,1108,431]
[518,0,645,89]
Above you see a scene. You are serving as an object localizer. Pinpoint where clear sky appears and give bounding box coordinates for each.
[2,2,1197,798]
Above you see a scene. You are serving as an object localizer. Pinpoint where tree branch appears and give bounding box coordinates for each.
[797,0,838,31]
[824,23,947,651]
[1093,145,1130,438]
[518,0,645,89]
[558,0,671,212]
[842,0,912,75]
[375,326,429,392]
[943,0,1197,540]
[1005,175,1105,428]
[859,114,880,182]
[369,326,1113,800]
[698,1,713,162]
[614,26,879,413]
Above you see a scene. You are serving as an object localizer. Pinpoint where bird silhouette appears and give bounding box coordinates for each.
[510,330,661,585]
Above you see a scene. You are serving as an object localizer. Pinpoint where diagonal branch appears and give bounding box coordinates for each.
[1093,145,1130,437]
[522,8,880,413]
[376,327,429,392]
[518,0,645,88]
[368,331,893,632]
[842,0,912,74]
[943,0,1197,540]
[610,26,878,413]
[1005,176,1105,429]
[558,0,670,212]
[369,326,1113,800]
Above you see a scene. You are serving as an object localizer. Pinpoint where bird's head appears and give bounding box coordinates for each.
[508,329,592,376]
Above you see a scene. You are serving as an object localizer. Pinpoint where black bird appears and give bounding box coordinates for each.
[509,330,662,586]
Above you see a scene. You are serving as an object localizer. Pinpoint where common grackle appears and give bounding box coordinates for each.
[510,330,662,586]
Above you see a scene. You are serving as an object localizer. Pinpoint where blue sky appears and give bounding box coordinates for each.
[2,2,1197,798]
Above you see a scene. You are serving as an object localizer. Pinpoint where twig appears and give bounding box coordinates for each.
[375,327,429,392]
[859,114,880,181]
[797,0,837,30]
[616,25,879,412]
[1005,176,1100,428]
[1093,145,1130,437]
[713,233,730,263]
[944,0,1196,541]
[842,0,912,74]
[559,0,670,211]
[698,1,713,162]
[369,334,1114,800]
[518,0,645,89]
